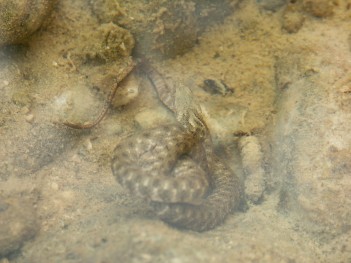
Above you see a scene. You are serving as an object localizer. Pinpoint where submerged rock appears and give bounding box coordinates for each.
[89,0,242,59]
[0,198,38,257]
[272,29,351,237]
[0,0,57,46]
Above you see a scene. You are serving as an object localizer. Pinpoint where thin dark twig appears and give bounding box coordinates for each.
[63,61,135,129]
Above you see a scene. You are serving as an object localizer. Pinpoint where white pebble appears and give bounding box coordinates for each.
[239,136,266,203]
[25,114,34,123]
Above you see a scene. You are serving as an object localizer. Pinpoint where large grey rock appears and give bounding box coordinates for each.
[272,28,351,237]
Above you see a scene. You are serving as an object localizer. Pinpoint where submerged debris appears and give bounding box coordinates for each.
[202,79,234,96]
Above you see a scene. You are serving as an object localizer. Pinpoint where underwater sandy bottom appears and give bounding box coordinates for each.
[0,0,351,262]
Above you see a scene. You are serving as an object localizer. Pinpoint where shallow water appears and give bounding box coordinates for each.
[0,0,351,262]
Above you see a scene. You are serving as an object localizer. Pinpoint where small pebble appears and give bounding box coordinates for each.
[61,191,75,200]
[51,182,59,191]
[282,11,305,34]
[21,107,30,114]
[25,114,35,123]
[71,154,81,164]
[84,139,93,151]
[112,75,140,108]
